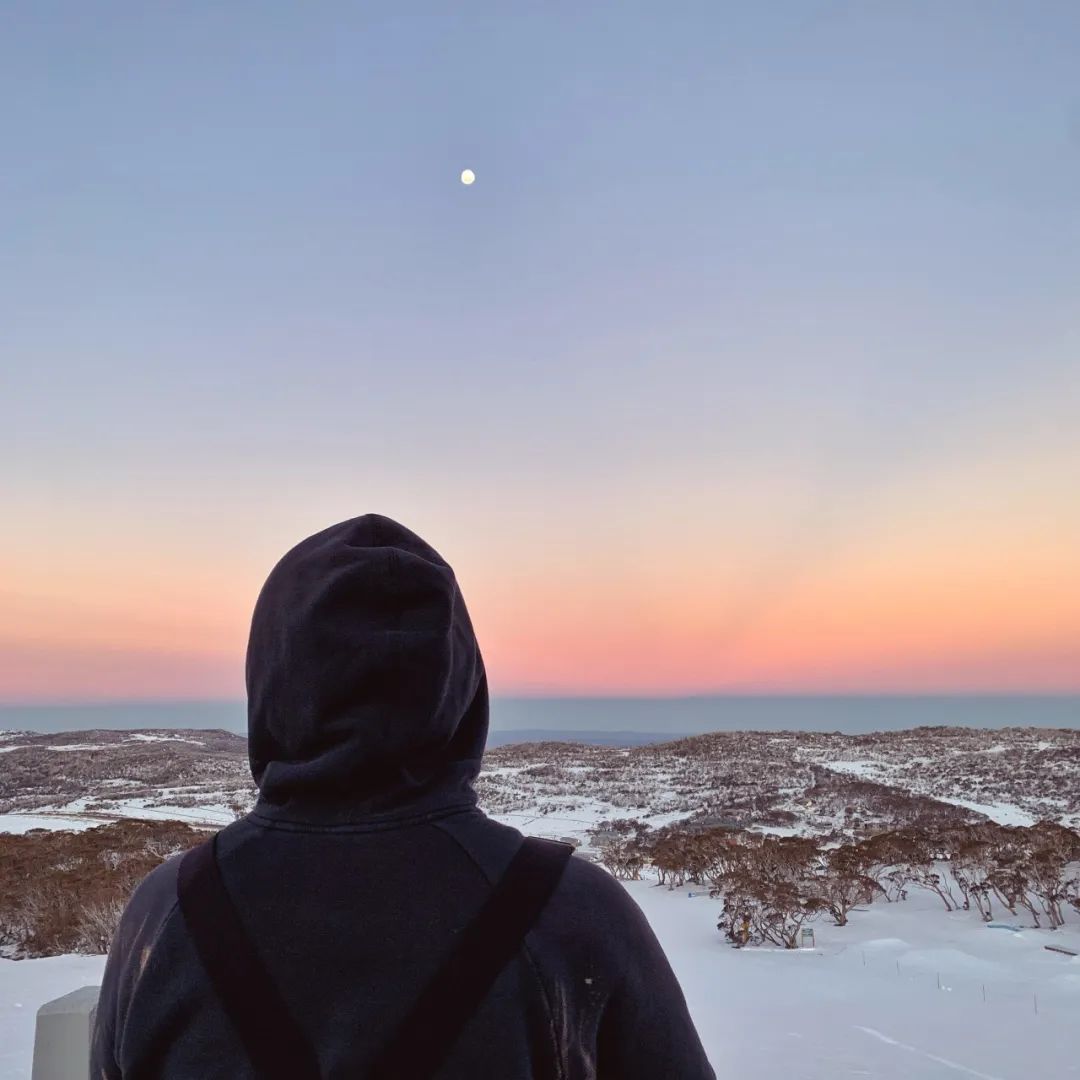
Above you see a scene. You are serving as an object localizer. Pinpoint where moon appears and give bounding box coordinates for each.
[460,168,476,186]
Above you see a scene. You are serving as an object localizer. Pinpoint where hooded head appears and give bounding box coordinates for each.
[245,515,488,823]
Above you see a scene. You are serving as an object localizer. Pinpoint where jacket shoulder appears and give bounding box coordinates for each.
[546,852,658,942]
[110,846,189,963]
[130,849,184,919]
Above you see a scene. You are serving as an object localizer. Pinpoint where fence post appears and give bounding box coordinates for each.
[32,986,100,1080]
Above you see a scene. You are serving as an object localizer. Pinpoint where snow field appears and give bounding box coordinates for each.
[3,877,1077,1078]
[627,874,1080,1079]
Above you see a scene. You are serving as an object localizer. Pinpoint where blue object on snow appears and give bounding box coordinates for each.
[986,923,1022,932]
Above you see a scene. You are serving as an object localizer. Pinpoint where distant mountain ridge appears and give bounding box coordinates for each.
[2,693,1076,736]
[485,729,682,747]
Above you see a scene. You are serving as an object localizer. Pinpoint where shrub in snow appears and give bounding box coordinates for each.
[0,820,205,958]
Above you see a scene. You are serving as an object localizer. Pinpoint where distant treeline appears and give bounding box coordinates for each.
[4,814,1078,961]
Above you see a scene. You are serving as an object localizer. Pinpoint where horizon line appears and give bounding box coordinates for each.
[2,689,1079,710]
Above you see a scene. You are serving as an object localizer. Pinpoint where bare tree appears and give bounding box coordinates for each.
[951,829,997,921]
[587,819,652,880]
[814,846,882,926]
[712,836,825,948]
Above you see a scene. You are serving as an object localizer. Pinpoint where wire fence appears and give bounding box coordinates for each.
[676,887,1079,1021]
[821,935,1077,1021]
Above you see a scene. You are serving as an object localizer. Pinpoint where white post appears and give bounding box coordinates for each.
[31,986,100,1080]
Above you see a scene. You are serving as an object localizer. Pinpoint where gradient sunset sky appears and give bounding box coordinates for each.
[3,4,1079,702]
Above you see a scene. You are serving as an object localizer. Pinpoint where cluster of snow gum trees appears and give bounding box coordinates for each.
[588,819,1080,949]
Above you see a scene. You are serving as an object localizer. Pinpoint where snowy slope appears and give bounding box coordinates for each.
[4,879,1078,1079]
[626,877,1079,1079]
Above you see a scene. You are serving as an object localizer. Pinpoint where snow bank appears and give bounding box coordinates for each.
[0,814,99,835]
[934,798,1037,827]
[625,877,1078,1078]
[0,955,106,1079]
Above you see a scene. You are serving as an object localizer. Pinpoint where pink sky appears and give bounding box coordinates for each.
[3,466,1078,701]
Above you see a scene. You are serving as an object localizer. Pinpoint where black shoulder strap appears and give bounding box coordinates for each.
[177,835,322,1080]
[178,834,573,1080]
[369,836,573,1079]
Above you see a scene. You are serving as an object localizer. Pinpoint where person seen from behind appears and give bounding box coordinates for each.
[92,515,715,1078]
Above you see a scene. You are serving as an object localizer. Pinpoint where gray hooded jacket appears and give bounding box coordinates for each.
[91,516,715,1079]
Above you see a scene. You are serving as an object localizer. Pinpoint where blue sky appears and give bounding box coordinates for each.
[2,3,1079,698]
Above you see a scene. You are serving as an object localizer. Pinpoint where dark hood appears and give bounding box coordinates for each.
[245,515,488,824]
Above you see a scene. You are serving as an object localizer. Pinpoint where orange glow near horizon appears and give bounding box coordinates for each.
[3,403,1078,702]
[3,506,1077,702]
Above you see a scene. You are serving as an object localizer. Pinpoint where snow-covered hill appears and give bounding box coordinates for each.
[2,725,1076,843]
[480,727,1079,846]
[1,724,1077,1077]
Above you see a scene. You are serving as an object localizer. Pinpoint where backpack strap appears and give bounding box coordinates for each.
[177,834,573,1080]
[369,836,573,1079]
[178,834,322,1079]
